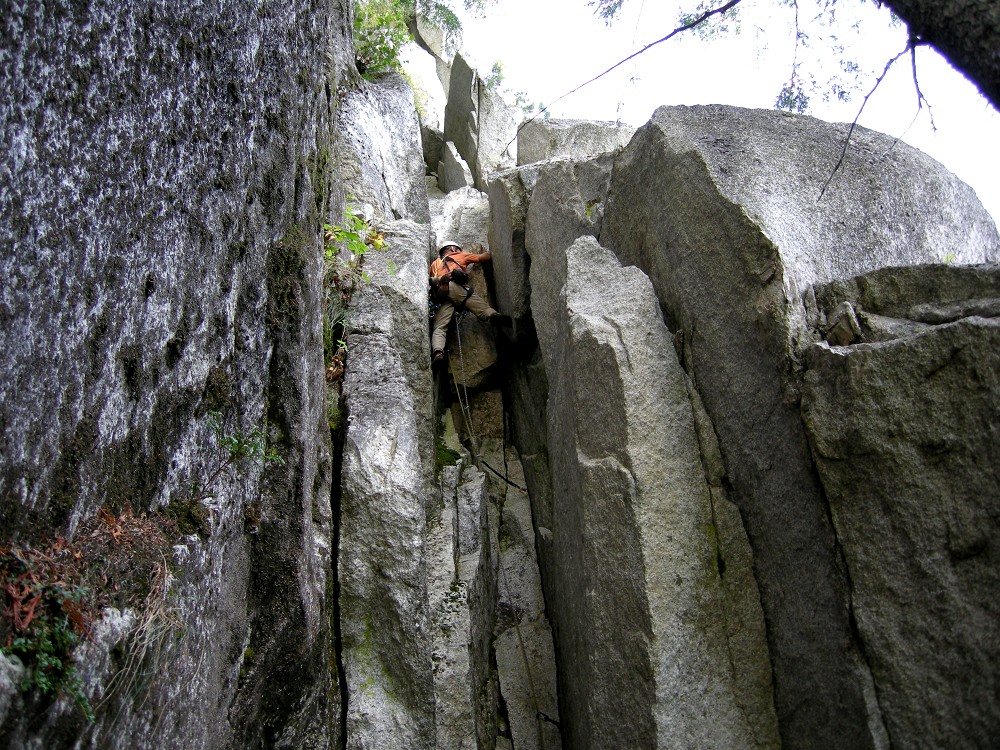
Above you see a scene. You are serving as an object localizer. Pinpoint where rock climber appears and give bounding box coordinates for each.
[429,240,510,369]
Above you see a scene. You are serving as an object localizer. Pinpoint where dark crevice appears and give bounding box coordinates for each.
[330,401,349,750]
[816,464,891,746]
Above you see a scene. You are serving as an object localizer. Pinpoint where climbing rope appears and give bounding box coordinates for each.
[452,313,481,458]
[450,314,527,491]
[481,460,528,492]
[450,314,549,749]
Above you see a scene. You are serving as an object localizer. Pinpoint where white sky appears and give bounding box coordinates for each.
[453,0,1000,224]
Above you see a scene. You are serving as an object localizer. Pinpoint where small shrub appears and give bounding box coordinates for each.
[1,506,177,722]
[322,205,388,372]
[191,411,284,505]
[354,0,411,78]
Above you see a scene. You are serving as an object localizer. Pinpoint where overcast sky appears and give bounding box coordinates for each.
[452,0,1000,224]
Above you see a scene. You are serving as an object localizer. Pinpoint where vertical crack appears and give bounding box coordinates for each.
[330,403,349,750]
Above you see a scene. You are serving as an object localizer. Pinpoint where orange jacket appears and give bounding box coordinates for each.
[429,249,491,285]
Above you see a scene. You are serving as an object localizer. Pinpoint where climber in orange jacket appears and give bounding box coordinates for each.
[429,240,510,369]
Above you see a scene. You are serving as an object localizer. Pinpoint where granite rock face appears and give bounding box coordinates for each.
[488,100,1000,750]
[516,118,636,166]
[443,53,518,191]
[336,73,430,225]
[599,104,999,749]
[802,265,1000,750]
[526,234,779,750]
[0,0,350,747]
[6,8,1000,749]
[438,141,476,192]
[335,77,437,748]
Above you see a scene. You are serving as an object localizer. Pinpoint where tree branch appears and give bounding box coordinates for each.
[818,41,911,200]
[909,39,936,132]
[504,0,745,150]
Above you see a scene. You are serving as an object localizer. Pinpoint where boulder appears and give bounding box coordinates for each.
[443,53,517,191]
[527,234,778,749]
[339,219,437,749]
[801,266,1000,748]
[517,118,636,165]
[438,141,475,192]
[600,104,1000,748]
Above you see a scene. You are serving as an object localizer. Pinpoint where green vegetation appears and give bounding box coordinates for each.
[1,507,177,722]
[354,0,412,78]
[483,61,505,90]
[191,411,284,505]
[322,204,388,367]
[353,0,498,78]
[1,407,287,721]
[1,552,94,721]
[436,439,462,472]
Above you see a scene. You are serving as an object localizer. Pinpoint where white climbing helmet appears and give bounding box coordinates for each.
[438,240,461,256]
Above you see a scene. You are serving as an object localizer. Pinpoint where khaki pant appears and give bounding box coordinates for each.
[431,281,497,353]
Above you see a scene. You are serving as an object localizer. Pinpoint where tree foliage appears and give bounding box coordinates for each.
[353,0,500,77]
[586,0,998,115]
[354,0,412,77]
[588,0,897,114]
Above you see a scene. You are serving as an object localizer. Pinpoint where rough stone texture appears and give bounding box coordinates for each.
[0,1,348,747]
[516,118,636,166]
[494,462,562,750]
[522,153,617,374]
[339,217,436,750]
[801,265,1000,749]
[486,166,538,322]
[443,53,517,191]
[332,61,459,749]
[526,235,779,749]
[438,141,475,193]
[336,73,430,224]
[428,461,479,750]
[600,104,1000,748]
[475,85,519,187]
[422,124,445,176]
[428,452,503,750]
[429,185,491,255]
[808,263,1000,332]
[628,106,999,291]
